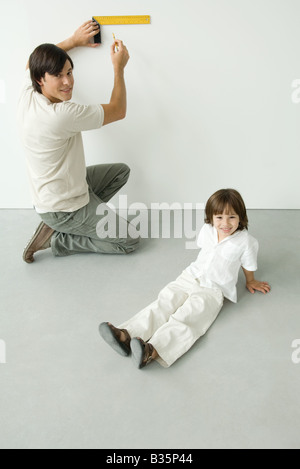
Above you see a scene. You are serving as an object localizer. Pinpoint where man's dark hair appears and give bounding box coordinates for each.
[29,43,74,94]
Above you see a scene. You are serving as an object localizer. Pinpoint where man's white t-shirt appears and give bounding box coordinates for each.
[186,223,259,303]
[17,70,105,213]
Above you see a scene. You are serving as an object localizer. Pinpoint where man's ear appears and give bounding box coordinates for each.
[36,76,45,88]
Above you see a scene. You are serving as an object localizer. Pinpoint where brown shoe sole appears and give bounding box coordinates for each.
[23,222,53,264]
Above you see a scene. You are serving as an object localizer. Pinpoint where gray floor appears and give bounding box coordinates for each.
[0,209,299,449]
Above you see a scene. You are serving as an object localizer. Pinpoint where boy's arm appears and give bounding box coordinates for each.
[242,268,271,295]
[26,20,100,70]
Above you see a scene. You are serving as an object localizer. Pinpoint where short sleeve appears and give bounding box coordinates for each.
[241,236,259,271]
[19,69,34,97]
[197,223,209,248]
[57,102,104,134]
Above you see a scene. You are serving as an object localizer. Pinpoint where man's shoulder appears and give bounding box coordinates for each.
[54,102,104,132]
[23,69,33,90]
[53,101,96,119]
[18,69,34,105]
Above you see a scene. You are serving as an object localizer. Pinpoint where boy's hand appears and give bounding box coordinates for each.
[246,280,271,295]
[72,20,100,48]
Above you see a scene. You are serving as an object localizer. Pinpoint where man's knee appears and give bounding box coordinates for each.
[117,163,131,183]
[121,235,141,254]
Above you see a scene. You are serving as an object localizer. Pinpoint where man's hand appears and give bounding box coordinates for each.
[56,20,100,53]
[111,40,130,72]
[71,20,100,48]
[26,20,100,70]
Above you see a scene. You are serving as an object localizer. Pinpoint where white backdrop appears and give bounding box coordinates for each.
[1,0,300,209]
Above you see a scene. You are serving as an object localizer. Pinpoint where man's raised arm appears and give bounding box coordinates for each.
[102,39,130,126]
[26,20,100,70]
[25,20,129,126]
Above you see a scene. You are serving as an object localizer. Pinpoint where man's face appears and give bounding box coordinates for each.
[38,60,74,103]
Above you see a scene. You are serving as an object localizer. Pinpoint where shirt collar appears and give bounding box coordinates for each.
[213,227,244,245]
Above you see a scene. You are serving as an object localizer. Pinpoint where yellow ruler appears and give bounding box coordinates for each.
[93,15,151,25]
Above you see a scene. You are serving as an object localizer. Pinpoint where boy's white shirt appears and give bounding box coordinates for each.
[17,70,105,213]
[186,223,259,303]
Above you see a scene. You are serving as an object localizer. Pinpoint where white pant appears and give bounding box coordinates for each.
[118,271,224,367]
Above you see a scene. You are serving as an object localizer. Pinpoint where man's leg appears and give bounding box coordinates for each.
[40,192,139,256]
[38,163,139,257]
[86,163,130,203]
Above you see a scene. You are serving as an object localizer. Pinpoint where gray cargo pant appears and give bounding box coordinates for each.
[39,163,140,257]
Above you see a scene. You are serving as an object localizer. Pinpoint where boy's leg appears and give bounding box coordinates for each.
[150,283,224,368]
[117,271,195,342]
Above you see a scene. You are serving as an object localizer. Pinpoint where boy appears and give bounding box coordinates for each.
[100,189,271,369]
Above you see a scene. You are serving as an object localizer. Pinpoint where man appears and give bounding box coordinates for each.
[18,20,140,263]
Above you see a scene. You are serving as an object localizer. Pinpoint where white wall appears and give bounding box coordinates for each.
[1,0,300,209]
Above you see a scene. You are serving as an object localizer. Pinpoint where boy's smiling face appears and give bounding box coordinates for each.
[213,206,240,241]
